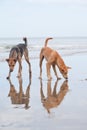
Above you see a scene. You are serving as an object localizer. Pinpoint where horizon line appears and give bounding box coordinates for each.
[0,36,87,39]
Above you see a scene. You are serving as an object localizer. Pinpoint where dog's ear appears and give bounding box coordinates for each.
[6,59,9,62]
[67,66,71,69]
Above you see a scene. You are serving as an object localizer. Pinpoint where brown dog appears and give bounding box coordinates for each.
[6,37,31,79]
[39,38,71,80]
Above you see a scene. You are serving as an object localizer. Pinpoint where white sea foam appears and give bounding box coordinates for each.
[0,37,87,61]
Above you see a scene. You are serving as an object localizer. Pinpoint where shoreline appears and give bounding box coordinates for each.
[0,52,87,81]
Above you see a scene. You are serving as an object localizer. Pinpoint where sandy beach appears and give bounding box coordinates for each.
[0,0,87,129]
[0,37,87,130]
[0,49,87,130]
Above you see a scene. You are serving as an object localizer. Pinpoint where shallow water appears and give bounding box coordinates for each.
[0,38,87,130]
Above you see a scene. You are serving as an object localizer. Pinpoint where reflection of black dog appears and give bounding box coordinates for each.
[40,79,69,113]
[8,77,31,109]
[6,37,31,79]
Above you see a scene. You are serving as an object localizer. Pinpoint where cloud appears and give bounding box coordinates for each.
[24,0,87,4]
[1,0,87,7]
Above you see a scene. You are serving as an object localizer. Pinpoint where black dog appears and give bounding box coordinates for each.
[6,37,31,79]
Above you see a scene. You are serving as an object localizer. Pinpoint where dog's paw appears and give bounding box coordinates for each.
[6,76,9,80]
[17,75,21,78]
[57,77,61,80]
[38,76,42,80]
[17,73,21,78]
[48,76,52,81]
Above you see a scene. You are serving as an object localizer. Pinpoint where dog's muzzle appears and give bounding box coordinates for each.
[65,77,68,80]
[63,75,68,80]
[10,69,13,72]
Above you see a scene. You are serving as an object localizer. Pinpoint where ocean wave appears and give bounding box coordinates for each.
[0,38,87,61]
[0,44,87,61]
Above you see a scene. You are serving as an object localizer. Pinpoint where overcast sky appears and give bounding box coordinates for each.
[0,0,87,37]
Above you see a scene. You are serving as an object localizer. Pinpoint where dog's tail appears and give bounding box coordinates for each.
[23,37,27,46]
[44,37,53,47]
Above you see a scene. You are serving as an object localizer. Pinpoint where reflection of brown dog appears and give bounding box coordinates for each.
[6,37,31,79]
[8,77,31,109]
[40,80,69,113]
[39,38,71,80]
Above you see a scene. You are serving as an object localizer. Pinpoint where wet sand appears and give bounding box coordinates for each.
[0,53,87,130]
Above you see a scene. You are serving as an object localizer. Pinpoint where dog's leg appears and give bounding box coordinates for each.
[52,65,58,78]
[24,51,31,77]
[25,57,31,73]
[17,58,22,78]
[7,70,11,79]
[39,55,44,79]
[52,65,61,80]
[46,63,52,80]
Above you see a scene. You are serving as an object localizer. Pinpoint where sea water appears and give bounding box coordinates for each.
[0,37,87,61]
